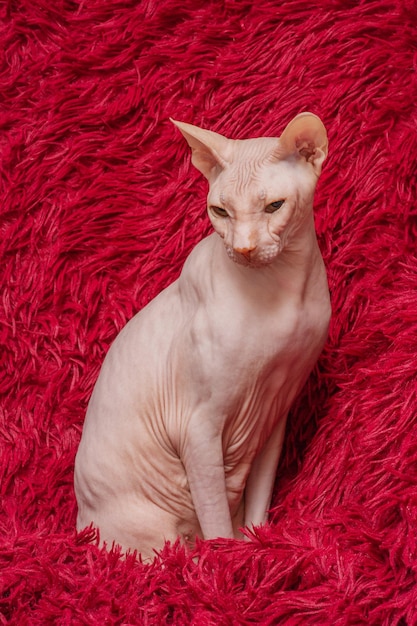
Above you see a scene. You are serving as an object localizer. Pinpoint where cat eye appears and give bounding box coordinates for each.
[210,206,229,218]
[265,200,285,213]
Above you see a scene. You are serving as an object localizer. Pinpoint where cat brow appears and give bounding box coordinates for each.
[218,188,267,209]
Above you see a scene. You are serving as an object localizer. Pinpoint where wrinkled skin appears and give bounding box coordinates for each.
[74,113,331,561]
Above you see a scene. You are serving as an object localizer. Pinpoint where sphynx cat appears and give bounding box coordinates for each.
[74,112,331,561]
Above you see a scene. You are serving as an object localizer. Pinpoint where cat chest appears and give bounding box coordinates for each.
[219,302,326,425]
[221,300,326,375]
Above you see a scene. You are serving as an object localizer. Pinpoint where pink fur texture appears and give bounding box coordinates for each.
[1,0,417,623]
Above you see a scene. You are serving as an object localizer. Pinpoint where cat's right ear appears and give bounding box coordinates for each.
[170,119,231,181]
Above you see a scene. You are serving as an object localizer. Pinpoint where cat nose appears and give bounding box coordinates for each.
[234,246,256,259]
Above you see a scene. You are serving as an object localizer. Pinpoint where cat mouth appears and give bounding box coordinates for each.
[225,244,282,268]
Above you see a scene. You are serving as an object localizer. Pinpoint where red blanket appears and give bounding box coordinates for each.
[1,0,416,623]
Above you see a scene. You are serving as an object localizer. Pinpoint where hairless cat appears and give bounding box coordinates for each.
[74,113,331,561]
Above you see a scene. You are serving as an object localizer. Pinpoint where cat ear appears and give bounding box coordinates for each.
[279,112,328,175]
[170,119,231,181]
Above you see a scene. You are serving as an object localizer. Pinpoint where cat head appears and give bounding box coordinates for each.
[172,113,328,268]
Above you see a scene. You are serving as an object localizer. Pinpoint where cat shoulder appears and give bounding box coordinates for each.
[180,233,218,280]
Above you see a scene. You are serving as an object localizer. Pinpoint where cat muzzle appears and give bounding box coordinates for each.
[234,246,256,260]
[225,242,282,268]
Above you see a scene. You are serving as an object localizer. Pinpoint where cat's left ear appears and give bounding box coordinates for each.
[279,112,328,176]
[170,119,231,181]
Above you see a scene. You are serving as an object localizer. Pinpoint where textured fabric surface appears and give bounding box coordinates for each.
[1,0,417,623]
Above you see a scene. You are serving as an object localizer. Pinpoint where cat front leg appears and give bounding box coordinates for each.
[181,419,234,541]
[243,413,288,530]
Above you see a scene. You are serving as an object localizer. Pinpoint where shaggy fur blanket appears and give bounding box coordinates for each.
[1,0,417,623]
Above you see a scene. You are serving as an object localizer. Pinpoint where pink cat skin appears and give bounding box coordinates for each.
[74,113,331,561]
